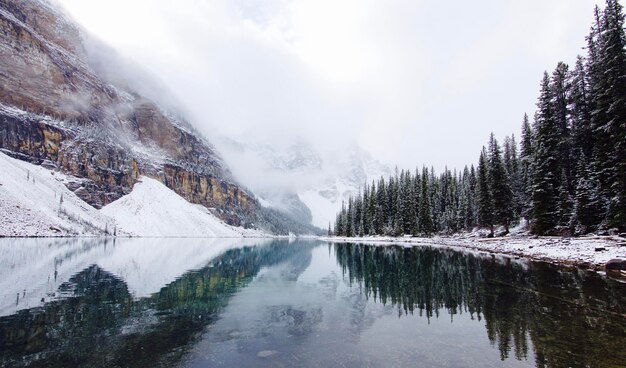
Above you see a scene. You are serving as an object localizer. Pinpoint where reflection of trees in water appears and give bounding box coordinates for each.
[0,241,313,368]
[1,241,624,368]
[334,243,626,367]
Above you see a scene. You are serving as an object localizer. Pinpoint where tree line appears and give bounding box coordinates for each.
[333,0,626,237]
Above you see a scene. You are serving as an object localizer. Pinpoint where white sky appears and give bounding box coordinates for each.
[58,0,603,170]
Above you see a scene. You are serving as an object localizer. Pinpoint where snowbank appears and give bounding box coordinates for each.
[322,234,626,269]
[101,176,267,238]
[0,151,112,236]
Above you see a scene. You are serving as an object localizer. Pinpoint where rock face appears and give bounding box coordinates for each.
[0,0,258,226]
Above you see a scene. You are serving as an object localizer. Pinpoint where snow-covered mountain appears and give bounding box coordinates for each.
[0,0,323,235]
[218,138,392,229]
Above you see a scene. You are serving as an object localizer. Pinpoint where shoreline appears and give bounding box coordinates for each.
[320,234,626,272]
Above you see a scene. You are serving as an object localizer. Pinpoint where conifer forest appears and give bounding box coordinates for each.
[334,0,626,237]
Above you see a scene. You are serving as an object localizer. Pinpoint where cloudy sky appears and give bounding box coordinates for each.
[58,0,602,171]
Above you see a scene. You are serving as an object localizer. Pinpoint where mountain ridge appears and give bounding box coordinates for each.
[0,0,262,227]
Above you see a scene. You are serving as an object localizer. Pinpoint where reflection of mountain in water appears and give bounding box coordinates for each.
[0,241,315,368]
[333,243,626,367]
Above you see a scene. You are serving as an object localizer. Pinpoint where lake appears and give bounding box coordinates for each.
[0,238,625,367]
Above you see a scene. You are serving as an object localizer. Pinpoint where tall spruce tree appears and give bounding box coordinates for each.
[551,62,573,194]
[519,114,534,220]
[602,0,626,230]
[569,56,593,168]
[418,167,434,235]
[489,134,514,233]
[477,147,494,235]
[531,72,561,234]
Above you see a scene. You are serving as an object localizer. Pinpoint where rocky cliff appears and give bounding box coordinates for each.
[0,0,258,226]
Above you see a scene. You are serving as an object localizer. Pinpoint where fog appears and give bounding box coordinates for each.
[59,0,603,171]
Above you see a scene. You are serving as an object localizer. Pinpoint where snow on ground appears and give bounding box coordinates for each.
[0,151,112,236]
[322,234,626,269]
[101,176,267,238]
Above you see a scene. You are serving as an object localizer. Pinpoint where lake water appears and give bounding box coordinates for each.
[0,238,625,367]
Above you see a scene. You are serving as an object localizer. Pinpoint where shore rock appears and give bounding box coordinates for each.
[606,259,626,271]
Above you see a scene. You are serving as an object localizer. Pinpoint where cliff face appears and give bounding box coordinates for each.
[0,0,258,226]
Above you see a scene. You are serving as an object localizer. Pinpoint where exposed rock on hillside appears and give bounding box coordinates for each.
[0,0,258,226]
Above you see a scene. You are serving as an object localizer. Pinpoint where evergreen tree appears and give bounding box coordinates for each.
[489,134,514,233]
[573,156,601,233]
[402,170,418,235]
[569,56,593,167]
[602,0,626,230]
[346,197,354,237]
[418,167,434,235]
[558,169,574,228]
[477,147,494,235]
[531,73,561,234]
[504,134,522,220]
[551,62,574,194]
[519,114,534,219]
[374,178,386,234]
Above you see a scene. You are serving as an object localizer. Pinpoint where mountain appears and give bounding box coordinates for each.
[0,0,319,235]
[218,137,392,229]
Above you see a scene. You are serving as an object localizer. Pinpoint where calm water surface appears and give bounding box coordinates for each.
[0,238,625,367]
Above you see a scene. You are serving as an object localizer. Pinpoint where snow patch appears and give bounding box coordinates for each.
[323,234,626,269]
[0,151,113,236]
[101,176,267,238]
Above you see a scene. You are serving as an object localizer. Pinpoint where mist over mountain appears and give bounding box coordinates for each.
[0,0,320,235]
[217,136,391,228]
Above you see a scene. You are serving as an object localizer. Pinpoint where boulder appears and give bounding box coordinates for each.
[605,259,626,271]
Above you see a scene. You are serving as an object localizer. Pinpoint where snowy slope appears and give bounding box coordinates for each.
[101,176,266,238]
[0,151,267,237]
[0,151,113,236]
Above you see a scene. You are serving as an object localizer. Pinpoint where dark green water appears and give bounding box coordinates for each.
[0,238,624,367]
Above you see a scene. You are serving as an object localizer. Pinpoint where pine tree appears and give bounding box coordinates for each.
[531,73,561,234]
[402,170,418,235]
[569,56,593,168]
[469,165,478,226]
[477,147,494,235]
[489,134,514,233]
[504,134,522,220]
[418,167,433,235]
[602,0,626,230]
[573,156,601,233]
[519,114,534,220]
[583,1,626,230]
[346,198,354,237]
[429,167,441,232]
[361,184,369,235]
[374,178,386,234]
[551,62,573,194]
[557,169,574,228]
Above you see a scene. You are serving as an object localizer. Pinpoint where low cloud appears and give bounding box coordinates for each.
[58,0,603,174]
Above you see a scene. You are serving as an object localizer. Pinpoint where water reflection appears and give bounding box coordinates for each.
[334,243,626,367]
[0,239,624,368]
